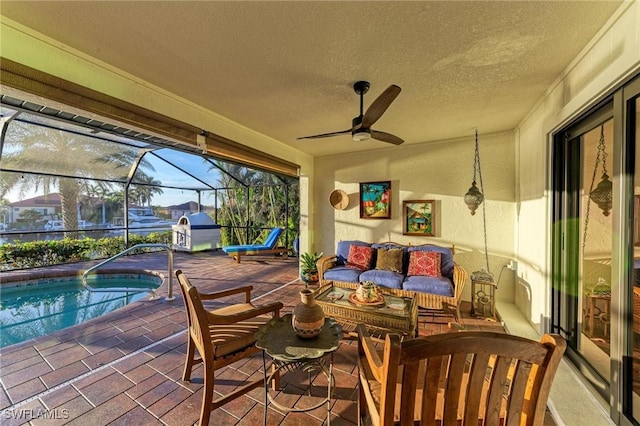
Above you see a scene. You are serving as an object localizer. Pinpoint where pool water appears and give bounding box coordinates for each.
[0,274,162,348]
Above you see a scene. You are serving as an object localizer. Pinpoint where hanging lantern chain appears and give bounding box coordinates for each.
[472,129,481,184]
[475,129,490,274]
[600,126,608,176]
[582,124,607,252]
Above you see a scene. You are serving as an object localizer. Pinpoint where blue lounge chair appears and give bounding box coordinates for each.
[222,227,289,263]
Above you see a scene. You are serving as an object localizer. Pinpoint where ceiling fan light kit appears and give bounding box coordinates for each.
[352,128,371,141]
[297,80,404,145]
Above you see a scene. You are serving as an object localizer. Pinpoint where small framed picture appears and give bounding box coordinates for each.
[359,181,391,219]
[403,200,436,236]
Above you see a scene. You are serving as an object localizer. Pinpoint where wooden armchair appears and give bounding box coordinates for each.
[176,270,283,426]
[357,324,566,426]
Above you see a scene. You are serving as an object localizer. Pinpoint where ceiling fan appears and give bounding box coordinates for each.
[297,81,404,145]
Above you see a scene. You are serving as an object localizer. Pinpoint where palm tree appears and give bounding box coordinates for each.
[211,161,298,247]
[130,175,164,208]
[0,115,153,237]
[79,182,117,225]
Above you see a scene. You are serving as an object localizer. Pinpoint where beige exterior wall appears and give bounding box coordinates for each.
[314,131,517,303]
[514,1,640,331]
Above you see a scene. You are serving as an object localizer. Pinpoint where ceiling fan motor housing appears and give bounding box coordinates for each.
[351,115,370,141]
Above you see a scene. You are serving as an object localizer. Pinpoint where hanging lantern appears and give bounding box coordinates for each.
[464,180,484,215]
[588,125,613,216]
[465,129,484,215]
[464,129,491,275]
[590,173,612,216]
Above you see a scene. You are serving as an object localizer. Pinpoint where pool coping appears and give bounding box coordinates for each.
[0,268,166,289]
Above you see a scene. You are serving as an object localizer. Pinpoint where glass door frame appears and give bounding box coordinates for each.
[614,74,640,425]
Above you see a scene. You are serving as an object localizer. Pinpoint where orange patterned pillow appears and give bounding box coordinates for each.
[407,251,442,277]
[346,244,374,270]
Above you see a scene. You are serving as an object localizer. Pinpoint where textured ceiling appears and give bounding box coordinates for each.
[0,1,622,157]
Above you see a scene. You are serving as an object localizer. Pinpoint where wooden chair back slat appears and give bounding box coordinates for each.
[443,352,466,425]
[485,356,511,425]
[507,360,533,425]
[398,361,419,426]
[421,358,442,425]
[464,352,491,424]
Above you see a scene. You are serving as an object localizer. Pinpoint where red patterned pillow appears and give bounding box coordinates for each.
[407,251,442,277]
[346,244,374,270]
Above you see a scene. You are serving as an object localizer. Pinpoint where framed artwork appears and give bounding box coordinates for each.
[359,181,391,219]
[403,200,436,236]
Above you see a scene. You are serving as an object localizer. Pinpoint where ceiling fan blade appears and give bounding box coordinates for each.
[296,129,351,140]
[371,130,404,145]
[361,85,401,129]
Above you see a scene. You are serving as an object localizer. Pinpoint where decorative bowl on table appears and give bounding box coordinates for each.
[351,281,384,306]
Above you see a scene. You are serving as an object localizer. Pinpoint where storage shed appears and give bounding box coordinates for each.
[172,212,221,252]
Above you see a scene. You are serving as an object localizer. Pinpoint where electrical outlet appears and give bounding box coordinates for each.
[507,260,518,271]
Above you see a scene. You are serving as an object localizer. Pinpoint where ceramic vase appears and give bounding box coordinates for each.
[292,289,325,338]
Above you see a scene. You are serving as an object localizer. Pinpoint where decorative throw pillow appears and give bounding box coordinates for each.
[375,248,403,273]
[407,251,442,277]
[346,244,374,270]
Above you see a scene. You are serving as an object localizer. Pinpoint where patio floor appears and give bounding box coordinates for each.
[0,250,542,425]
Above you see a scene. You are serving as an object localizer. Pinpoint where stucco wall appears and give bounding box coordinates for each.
[314,131,516,303]
[515,1,640,331]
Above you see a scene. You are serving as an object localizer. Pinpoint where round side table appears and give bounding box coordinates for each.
[255,314,342,426]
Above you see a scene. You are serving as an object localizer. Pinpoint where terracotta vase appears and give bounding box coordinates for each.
[292,289,325,338]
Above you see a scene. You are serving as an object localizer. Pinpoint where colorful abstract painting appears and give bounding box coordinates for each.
[359,181,391,219]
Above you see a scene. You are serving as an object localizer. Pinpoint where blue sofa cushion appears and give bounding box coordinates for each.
[359,269,404,289]
[336,240,371,266]
[323,265,362,283]
[407,245,454,278]
[402,275,454,296]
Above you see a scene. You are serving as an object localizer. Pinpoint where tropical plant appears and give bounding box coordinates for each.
[0,231,171,271]
[300,251,323,272]
[300,251,323,285]
[211,161,299,248]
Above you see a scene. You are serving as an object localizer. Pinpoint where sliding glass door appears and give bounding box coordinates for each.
[552,74,640,424]
[551,106,614,393]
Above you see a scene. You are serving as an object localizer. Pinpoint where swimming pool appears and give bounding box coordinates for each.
[0,272,163,348]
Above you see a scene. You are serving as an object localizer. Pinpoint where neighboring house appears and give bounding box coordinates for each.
[7,193,61,225]
[8,193,111,227]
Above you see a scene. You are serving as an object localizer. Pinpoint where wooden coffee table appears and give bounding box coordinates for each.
[312,281,418,337]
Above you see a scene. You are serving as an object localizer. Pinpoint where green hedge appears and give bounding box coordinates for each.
[0,231,172,271]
